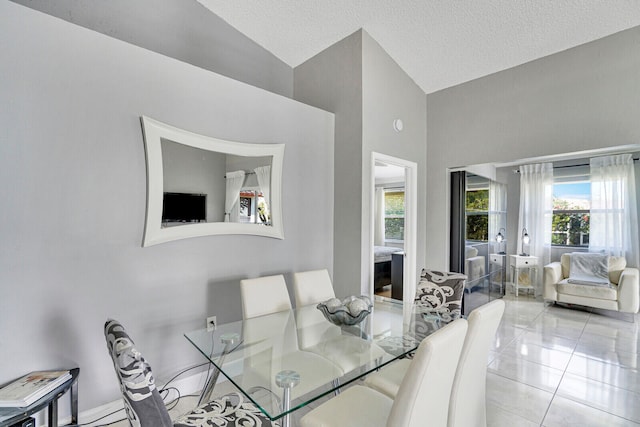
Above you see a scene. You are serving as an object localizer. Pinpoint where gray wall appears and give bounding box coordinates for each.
[426,26,640,270]
[294,30,428,297]
[10,0,293,97]
[0,1,333,412]
[293,31,363,298]
[496,166,521,259]
[161,140,226,223]
[361,31,427,290]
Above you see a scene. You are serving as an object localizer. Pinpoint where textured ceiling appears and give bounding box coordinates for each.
[197,0,640,94]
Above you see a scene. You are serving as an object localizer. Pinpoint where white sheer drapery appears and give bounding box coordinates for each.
[254,165,271,212]
[224,170,245,222]
[489,181,507,253]
[590,154,639,267]
[374,187,385,246]
[518,163,553,288]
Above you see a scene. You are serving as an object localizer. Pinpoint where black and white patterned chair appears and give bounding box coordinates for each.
[376,269,466,355]
[414,269,466,322]
[104,319,278,427]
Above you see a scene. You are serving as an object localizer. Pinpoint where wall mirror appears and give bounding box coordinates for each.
[140,116,285,246]
[462,172,507,313]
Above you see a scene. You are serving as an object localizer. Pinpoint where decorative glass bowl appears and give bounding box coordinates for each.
[317,295,373,326]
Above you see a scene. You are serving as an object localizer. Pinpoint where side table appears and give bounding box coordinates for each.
[0,368,79,427]
[509,255,538,297]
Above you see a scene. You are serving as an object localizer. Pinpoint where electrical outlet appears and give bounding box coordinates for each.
[206,315,217,332]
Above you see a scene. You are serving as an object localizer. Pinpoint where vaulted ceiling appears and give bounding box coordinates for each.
[198,0,640,94]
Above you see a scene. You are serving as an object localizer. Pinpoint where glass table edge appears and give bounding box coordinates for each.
[183,327,420,421]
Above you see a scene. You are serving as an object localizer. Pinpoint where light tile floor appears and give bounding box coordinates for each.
[486,294,640,426]
[105,294,640,426]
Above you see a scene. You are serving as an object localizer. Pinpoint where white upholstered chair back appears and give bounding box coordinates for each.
[560,253,627,284]
[240,285,342,400]
[241,310,299,389]
[240,274,292,319]
[295,304,341,349]
[448,299,505,427]
[387,319,468,427]
[292,269,336,307]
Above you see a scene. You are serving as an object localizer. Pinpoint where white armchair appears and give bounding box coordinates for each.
[543,253,640,314]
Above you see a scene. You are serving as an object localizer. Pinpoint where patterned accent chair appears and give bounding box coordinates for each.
[414,269,467,321]
[104,319,278,427]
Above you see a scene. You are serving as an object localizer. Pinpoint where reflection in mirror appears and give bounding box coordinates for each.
[160,138,273,226]
[463,172,507,313]
[141,116,284,246]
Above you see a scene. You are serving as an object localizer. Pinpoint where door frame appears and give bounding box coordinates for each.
[369,152,418,322]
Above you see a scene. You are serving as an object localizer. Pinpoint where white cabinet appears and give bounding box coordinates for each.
[509,255,538,297]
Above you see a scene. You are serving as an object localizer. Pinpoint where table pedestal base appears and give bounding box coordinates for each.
[276,370,300,427]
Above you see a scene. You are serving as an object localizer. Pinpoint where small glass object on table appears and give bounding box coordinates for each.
[316,295,372,326]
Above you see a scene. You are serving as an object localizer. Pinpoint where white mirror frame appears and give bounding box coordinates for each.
[140,116,285,246]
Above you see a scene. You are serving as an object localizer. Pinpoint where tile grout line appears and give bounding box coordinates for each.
[503,297,554,426]
[531,300,560,427]
[538,307,591,426]
[553,309,640,424]
[490,298,640,425]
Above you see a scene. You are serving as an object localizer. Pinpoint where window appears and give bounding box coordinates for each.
[466,189,489,241]
[384,190,405,241]
[552,181,590,247]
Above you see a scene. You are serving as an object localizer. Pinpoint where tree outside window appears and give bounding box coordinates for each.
[466,189,489,241]
[552,182,590,247]
[384,190,405,241]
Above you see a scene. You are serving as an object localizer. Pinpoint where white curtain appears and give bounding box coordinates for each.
[489,181,507,253]
[374,187,385,246]
[254,165,271,213]
[518,163,554,289]
[224,170,245,222]
[590,154,639,267]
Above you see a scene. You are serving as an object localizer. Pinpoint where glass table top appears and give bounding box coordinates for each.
[184,299,447,421]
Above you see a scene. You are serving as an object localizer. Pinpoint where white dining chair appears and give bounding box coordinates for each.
[364,299,505,427]
[292,269,388,373]
[240,275,343,426]
[448,299,505,427]
[240,274,292,319]
[299,318,468,427]
[242,309,343,401]
[361,355,411,399]
[292,269,336,307]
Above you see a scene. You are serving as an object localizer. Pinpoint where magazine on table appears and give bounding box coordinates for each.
[0,370,72,407]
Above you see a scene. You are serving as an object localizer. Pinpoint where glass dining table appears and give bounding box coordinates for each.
[184,299,447,426]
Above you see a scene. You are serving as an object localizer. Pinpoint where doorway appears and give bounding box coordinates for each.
[370,153,417,315]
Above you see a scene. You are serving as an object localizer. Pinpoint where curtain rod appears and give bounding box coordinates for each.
[513,157,639,174]
[224,171,256,178]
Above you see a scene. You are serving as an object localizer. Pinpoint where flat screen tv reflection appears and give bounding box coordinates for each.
[162,192,206,223]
